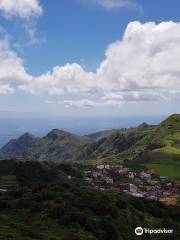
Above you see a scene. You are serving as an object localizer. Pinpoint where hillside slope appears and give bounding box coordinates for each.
[0,160,179,240]
[0,114,180,182]
[124,114,180,181]
[77,124,156,161]
[0,124,156,162]
[0,129,90,162]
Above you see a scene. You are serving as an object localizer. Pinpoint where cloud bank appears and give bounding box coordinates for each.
[2,21,180,107]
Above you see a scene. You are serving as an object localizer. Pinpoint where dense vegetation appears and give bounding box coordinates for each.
[0,169,180,240]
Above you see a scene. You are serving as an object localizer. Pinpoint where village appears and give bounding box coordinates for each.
[68,163,180,206]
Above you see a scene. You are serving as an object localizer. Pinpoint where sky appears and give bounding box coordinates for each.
[0,0,180,138]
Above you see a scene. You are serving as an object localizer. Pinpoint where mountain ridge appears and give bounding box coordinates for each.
[0,114,179,168]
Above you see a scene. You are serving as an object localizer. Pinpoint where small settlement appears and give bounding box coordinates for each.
[68,163,180,206]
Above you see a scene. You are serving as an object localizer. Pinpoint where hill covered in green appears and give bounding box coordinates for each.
[77,124,155,161]
[0,129,90,162]
[122,114,180,181]
[0,160,179,240]
[0,124,156,162]
[0,114,180,181]
[0,160,61,189]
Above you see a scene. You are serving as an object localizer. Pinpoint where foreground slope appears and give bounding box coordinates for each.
[0,160,179,240]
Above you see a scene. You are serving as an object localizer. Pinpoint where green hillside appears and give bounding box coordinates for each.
[0,129,90,162]
[77,124,155,161]
[129,114,180,181]
[0,114,180,181]
[0,161,179,240]
[0,160,61,188]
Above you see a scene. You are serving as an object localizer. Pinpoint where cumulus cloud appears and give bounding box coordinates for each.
[19,63,97,95]
[0,0,43,19]
[96,21,180,101]
[18,21,180,106]
[0,33,32,93]
[2,21,180,107]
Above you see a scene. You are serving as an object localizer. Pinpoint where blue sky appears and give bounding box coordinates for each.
[0,0,180,122]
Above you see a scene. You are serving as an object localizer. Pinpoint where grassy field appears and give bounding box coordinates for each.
[145,146,180,182]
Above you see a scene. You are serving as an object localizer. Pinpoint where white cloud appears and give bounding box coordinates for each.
[0,0,43,19]
[3,21,180,107]
[0,0,43,45]
[0,84,14,94]
[81,0,141,11]
[96,21,180,102]
[19,21,180,106]
[19,63,97,95]
[0,33,32,93]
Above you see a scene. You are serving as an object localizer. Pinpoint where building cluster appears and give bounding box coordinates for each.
[79,164,180,206]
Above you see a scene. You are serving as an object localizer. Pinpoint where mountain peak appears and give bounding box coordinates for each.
[160,114,180,130]
[138,122,149,129]
[45,129,74,141]
[164,114,180,121]
[19,132,35,140]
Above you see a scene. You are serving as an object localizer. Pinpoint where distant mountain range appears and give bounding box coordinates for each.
[0,114,180,181]
[0,123,156,161]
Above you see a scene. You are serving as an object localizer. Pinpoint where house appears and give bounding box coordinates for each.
[140,171,151,181]
[118,168,129,175]
[93,171,102,178]
[113,184,127,192]
[138,185,147,192]
[112,165,123,173]
[95,187,103,192]
[160,176,168,182]
[134,178,143,185]
[128,172,135,179]
[115,165,123,169]
[84,177,93,183]
[175,183,180,190]
[160,197,177,206]
[96,165,104,170]
[104,177,113,184]
[162,191,171,197]
[129,192,144,198]
[146,195,158,201]
[128,184,138,193]
[104,187,113,192]
[104,164,110,170]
